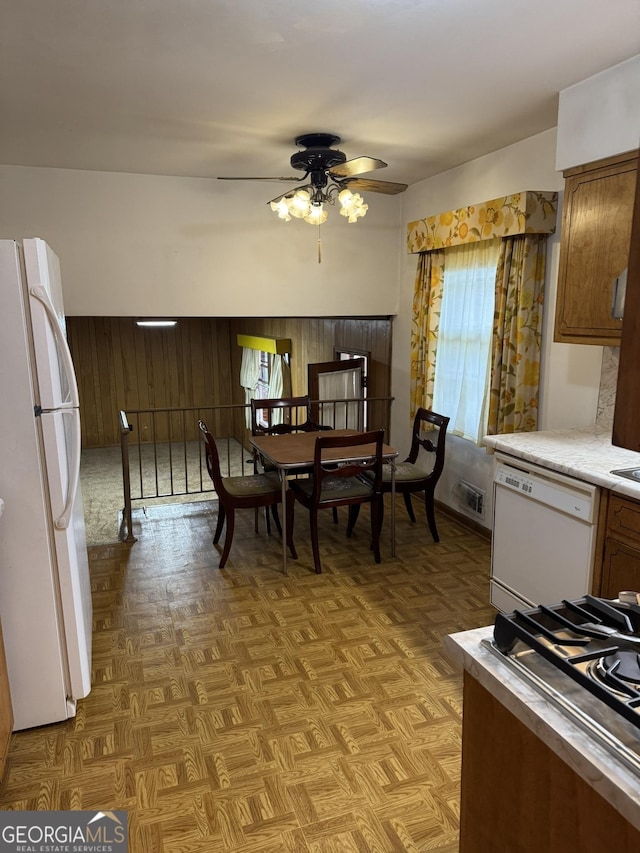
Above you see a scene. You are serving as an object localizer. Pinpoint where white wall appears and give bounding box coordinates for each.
[392,128,603,527]
[0,165,403,317]
[557,54,640,170]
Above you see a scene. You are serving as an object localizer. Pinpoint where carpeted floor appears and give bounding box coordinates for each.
[80,438,250,546]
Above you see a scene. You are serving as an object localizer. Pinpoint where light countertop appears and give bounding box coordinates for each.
[483,425,640,500]
[445,626,640,831]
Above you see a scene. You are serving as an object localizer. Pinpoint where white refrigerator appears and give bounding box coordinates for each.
[0,238,92,730]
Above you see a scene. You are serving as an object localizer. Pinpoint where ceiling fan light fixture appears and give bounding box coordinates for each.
[303,203,328,225]
[289,189,312,218]
[225,132,407,234]
[270,197,292,220]
[339,189,368,222]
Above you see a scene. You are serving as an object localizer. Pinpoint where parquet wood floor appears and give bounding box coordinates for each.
[0,498,494,852]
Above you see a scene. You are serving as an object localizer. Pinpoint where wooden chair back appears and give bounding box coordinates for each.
[406,408,449,480]
[311,429,384,507]
[286,428,386,572]
[199,419,226,494]
[345,409,449,542]
[250,395,328,437]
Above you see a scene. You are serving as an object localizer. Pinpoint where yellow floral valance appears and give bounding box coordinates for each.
[407,190,557,254]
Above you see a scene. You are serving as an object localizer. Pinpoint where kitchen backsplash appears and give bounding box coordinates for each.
[596,346,619,429]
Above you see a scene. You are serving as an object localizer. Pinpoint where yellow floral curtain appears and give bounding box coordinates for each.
[410,250,444,418]
[409,190,556,437]
[410,235,547,436]
[488,235,546,434]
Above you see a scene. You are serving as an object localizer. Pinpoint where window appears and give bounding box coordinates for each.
[239,340,292,429]
[432,238,500,442]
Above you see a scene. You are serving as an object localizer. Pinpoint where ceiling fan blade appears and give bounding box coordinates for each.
[217,176,301,182]
[266,186,308,205]
[330,156,387,178]
[344,177,408,195]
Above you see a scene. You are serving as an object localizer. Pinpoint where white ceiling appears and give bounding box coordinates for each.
[2,0,639,187]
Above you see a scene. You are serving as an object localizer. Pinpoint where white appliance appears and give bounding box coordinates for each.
[0,238,92,730]
[490,452,600,613]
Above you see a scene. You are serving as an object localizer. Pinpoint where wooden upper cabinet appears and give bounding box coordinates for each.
[613,149,640,453]
[554,150,638,346]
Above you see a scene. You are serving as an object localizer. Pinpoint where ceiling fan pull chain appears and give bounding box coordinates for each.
[317,224,322,264]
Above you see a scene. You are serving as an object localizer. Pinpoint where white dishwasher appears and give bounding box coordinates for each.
[490,452,600,613]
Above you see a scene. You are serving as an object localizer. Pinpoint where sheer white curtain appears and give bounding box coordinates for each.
[266,354,292,424]
[240,347,260,428]
[432,238,501,442]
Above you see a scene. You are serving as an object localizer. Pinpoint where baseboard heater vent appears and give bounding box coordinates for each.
[453,480,486,519]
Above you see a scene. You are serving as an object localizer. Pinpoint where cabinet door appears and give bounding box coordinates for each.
[601,538,640,600]
[459,674,640,852]
[554,151,638,346]
[600,493,640,599]
[607,493,640,546]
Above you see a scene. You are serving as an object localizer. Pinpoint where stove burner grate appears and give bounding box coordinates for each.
[494,594,640,729]
[591,650,640,698]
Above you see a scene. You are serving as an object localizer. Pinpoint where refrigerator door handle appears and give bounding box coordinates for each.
[30,285,82,530]
[55,408,82,530]
[29,285,80,407]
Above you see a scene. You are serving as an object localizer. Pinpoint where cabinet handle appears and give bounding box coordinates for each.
[611,268,628,320]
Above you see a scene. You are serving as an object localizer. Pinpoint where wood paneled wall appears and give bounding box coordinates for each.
[228,316,393,446]
[67,317,233,447]
[67,316,393,448]
[227,317,392,402]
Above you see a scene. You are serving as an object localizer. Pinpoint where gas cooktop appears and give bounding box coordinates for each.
[489,594,640,774]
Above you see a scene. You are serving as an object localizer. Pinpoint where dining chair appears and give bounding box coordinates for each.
[347,408,449,542]
[250,395,329,439]
[250,396,309,533]
[286,429,385,573]
[250,395,336,527]
[198,420,297,568]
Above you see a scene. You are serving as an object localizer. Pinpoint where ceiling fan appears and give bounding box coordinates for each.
[218,132,408,224]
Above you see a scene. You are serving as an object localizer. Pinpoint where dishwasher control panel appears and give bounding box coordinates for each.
[497,467,534,495]
[494,459,598,523]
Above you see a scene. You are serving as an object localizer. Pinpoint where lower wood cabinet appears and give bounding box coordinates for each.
[601,493,640,599]
[459,674,640,852]
[602,539,640,598]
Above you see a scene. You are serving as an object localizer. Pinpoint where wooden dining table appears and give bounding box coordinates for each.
[250,428,398,574]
